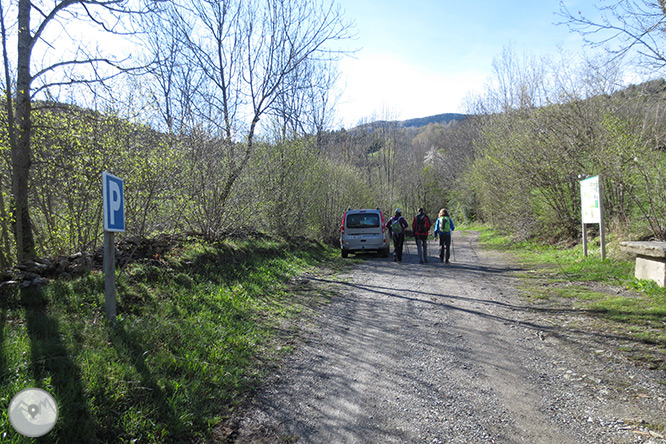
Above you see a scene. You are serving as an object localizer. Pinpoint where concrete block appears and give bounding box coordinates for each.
[620,241,666,258]
[620,241,666,287]
[635,256,666,287]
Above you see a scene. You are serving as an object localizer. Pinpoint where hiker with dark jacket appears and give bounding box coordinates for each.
[385,208,409,262]
[412,208,431,264]
[433,208,455,263]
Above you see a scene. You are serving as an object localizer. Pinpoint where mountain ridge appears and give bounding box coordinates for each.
[400,112,468,128]
[353,112,468,131]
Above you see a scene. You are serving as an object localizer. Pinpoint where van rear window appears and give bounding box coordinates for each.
[346,213,380,229]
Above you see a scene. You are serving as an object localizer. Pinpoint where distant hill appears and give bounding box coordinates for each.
[401,113,468,128]
[353,113,468,131]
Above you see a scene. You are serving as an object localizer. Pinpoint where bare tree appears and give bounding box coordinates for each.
[1,0,156,261]
[559,0,666,69]
[268,58,340,146]
[161,0,353,237]
[304,60,341,148]
[483,46,550,113]
[140,1,199,135]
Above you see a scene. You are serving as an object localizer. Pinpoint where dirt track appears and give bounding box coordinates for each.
[223,230,666,443]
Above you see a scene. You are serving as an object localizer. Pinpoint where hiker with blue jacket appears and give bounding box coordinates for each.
[434,208,454,263]
[385,208,409,262]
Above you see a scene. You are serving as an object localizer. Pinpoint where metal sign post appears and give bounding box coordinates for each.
[580,175,606,260]
[104,231,116,322]
[102,172,125,323]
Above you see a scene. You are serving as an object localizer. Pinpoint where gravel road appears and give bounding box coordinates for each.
[223,230,666,444]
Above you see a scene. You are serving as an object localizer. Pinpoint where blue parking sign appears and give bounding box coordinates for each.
[103,172,125,232]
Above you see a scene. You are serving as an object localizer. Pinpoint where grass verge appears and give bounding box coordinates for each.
[0,237,343,443]
[471,224,666,368]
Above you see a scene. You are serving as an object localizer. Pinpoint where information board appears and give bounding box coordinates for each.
[580,175,601,224]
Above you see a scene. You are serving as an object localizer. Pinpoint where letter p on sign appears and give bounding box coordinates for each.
[103,172,125,232]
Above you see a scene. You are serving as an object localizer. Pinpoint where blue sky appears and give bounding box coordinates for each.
[333,0,589,126]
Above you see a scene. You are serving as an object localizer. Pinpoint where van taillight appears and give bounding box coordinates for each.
[341,212,346,233]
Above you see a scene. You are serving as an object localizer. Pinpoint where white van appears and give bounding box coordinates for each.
[340,208,390,258]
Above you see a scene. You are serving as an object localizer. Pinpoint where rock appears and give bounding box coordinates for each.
[16,260,48,274]
[34,257,51,266]
[620,241,666,258]
[31,277,49,287]
[67,262,89,275]
[66,252,93,275]
[0,280,19,292]
[0,270,16,282]
[55,258,69,274]
[22,272,40,281]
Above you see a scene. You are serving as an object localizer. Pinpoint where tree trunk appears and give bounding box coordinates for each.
[0,0,15,267]
[12,0,35,261]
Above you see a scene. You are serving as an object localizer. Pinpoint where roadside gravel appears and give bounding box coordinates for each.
[221,230,666,443]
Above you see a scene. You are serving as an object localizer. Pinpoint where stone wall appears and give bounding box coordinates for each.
[0,235,176,295]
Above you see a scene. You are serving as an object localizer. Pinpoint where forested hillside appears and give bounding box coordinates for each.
[2,77,666,268]
[319,75,666,245]
[0,102,470,267]
[465,77,666,242]
[353,113,468,131]
[1,0,357,267]
[1,1,666,269]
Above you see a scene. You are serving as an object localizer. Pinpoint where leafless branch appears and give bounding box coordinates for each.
[558,0,666,68]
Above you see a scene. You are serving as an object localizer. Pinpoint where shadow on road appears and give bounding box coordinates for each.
[307,259,652,350]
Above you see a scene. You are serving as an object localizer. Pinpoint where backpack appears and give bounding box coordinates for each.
[390,218,403,234]
[416,214,426,233]
[439,216,451,233]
